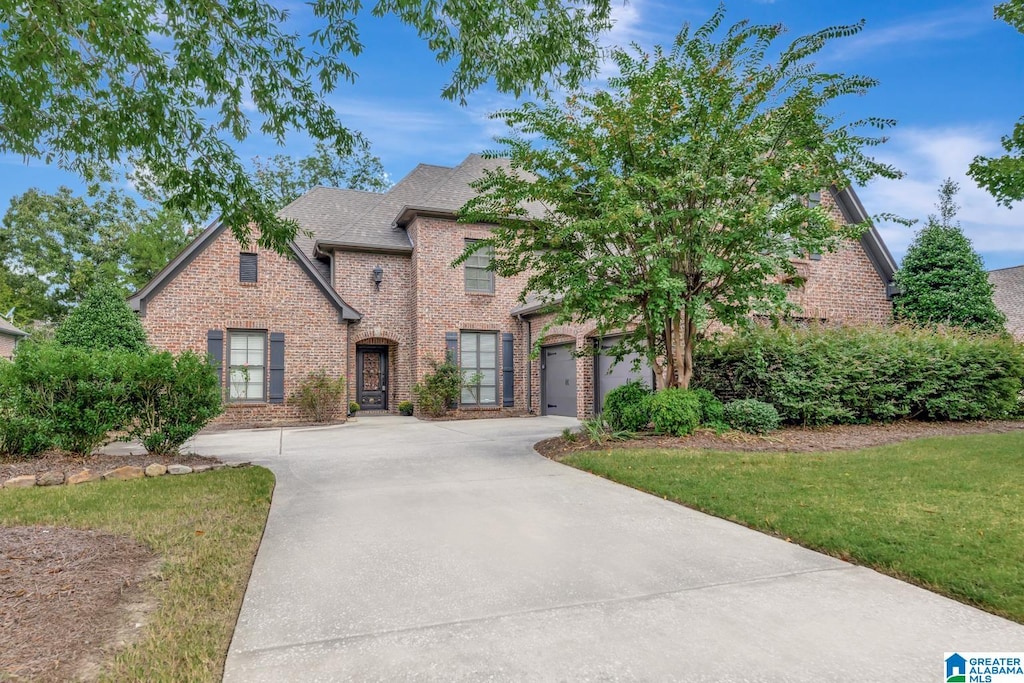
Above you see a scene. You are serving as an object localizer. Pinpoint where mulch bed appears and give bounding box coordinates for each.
[1,451,221,482]
[536,419,1024,459]
[0,526,156,682]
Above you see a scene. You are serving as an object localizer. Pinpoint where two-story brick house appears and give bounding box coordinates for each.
[129,153,898,424]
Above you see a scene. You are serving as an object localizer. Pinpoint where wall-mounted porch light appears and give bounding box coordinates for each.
[373,265,383,291]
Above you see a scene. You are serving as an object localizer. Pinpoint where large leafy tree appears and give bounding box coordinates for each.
[459,10,900,389]
[252,139,390,209]
[894,179,1006,333]
[0,0,613,252]
[969,1,1024,205]
[0,187,193,323]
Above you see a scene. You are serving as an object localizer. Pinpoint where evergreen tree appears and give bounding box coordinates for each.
[55,283,149,353]
[894,179,1006,332]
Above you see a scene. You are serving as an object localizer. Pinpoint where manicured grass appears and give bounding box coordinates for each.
[0,467,275,681]
[563,432,1024,623]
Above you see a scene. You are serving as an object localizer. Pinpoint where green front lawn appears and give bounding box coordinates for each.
[0,467,275,681]
[564,432,1024,622]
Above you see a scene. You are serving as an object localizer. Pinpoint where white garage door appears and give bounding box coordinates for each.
[595,337,655,413]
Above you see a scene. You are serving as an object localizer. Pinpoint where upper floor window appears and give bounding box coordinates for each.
[229,330,265,401]
[240,252,258,283]
[464,240,494,293]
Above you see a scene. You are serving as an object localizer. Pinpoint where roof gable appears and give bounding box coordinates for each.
[128,221,361,321]
[0,316,28,338]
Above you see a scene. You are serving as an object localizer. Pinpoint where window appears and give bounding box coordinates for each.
[228,331,266,401]
[240,252,258,283]
[464,240,494,293]
[460,331,498,406]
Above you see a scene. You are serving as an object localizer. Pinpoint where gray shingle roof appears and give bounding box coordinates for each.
[989,265,1024,339]
[0,316,27,338]
[283,154,522,258]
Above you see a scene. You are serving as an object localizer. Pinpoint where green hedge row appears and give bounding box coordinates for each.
[0,342,222,457]
[692,324,1024,425]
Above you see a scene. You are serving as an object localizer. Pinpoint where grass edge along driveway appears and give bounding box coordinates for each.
[563,431,1024,623]
[0,466,275,682]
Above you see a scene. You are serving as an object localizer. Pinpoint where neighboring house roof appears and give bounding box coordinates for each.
[127,221,362,322]
[989,265,1024,339]
[0,316,28,338]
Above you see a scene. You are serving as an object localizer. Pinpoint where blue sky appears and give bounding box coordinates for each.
[1,0,1022,269]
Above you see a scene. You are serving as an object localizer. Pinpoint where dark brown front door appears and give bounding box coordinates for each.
[356,346,388,410]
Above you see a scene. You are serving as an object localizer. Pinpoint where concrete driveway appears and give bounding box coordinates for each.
[197,416,1024,682]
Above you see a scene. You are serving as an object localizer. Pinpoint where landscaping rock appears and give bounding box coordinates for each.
[3,475,37,489]
[67,469,101,485]
[36,471,65,487]
[167,465,192,475]
[229,461,251,468]
[145,464,167,477]
[192,465,212,473]
[102,466,145,481]
[211,463,226,470]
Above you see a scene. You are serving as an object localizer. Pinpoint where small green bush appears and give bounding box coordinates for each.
[723,399,780,434]
[55,282,149,354]
[398,400,414,416]
[125,351,223,454]
[6,342,134,455]
[412,357,463,417]
[648,388,702,436]
[602,380,652,431]
[691,387,725,426]
[289,371,346,422]
[0,360,52,456]
[349,401,361,414]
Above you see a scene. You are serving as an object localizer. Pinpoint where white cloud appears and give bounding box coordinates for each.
[826,6,991,61]
[856,125,1023,267]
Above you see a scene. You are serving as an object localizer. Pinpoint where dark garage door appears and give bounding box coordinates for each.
[596,338,655,414]
[542,344,577,417]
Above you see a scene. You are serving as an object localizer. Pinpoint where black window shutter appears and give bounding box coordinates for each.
[502,333,514,407]
[207,330,224,387]
[445,332,458,408]
[269,332,285,404]
[445,332,458,364]
[240,253,258,282]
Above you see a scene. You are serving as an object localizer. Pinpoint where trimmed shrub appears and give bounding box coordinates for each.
[723,399,780,434]
[55,282,148,353]
[5,342,133,455]
[691,387,725,426]
[602,380,653,432]
[412,357,463,417]
[289,371,346,422]
[648,388,702,436]
[125,351,223,454]
[0,359,52,456]
[398,400,414,416]
[349,401,360,414]
[693,324,1024,425]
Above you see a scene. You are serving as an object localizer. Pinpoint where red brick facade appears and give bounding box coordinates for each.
[134,159,894,425]
[136,227,350,426]
[0,334,18,361]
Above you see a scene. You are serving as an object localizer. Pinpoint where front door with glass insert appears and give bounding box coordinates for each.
[356,346,388,410]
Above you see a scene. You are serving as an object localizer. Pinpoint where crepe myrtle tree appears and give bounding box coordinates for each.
[0,0,613,253]
[969,1,1024,206]
[458,9,901,389]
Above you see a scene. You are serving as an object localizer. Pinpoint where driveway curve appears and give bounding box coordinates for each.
[195,416,1024,682]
